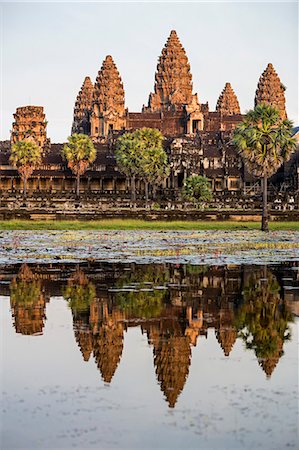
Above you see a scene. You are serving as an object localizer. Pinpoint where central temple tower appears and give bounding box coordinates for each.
[145,30,203,133]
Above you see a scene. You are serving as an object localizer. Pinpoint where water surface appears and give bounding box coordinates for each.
[1,262,298,449]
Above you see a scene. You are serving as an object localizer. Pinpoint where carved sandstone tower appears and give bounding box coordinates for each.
[11,106,49,148]
[72,76,94,135]
[216,83,241,116]
[255,63,287,120]
[147,30,203,133]
[91,55,126,138]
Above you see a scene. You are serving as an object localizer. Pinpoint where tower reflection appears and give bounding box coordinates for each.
[4,262,297,407]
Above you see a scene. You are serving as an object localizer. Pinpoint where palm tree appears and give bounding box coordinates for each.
[182,175,212,208]
[115,131,141,206]
[115,128,169,208]
[10,140,42,198]
[233,104,296,231]
[136,128,169,205]
[62,134,96,198]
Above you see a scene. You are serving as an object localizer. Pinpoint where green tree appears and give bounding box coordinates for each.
[235,267,293,377]
[182,175,212,208]
[116,128,169,207]
[62,134,96,198]
[137,128,169,205]
[233,104,296,231]
[10,140,42,198]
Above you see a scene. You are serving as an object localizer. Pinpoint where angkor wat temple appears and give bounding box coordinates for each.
[1,30,298,209]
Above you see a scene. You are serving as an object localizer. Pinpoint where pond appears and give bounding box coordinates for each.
[1,261,298,449]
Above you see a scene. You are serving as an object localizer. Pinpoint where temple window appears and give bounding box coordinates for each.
[192,120,199,133]
[215,179,222,190]
[228,178,240,190]
[177,172,185,188]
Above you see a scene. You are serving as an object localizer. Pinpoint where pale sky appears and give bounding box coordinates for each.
[1,1,298,143]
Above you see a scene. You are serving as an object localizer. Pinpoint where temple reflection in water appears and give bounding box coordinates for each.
[1,262,298,408]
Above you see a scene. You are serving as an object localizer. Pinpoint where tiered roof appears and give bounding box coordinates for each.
[148,30,195,112]
[255,63,287,119]
[216,83,241,115]
[72,77,94,134]
[93,55,125,115]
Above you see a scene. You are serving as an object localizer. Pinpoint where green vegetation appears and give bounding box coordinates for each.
[114,265,170,318]
[62,134,96,198]
[10,275,42,306]
[10,140,42,198]
[235,268,293,376]
[182,175,212,207]
[115,288,164,319]
[63,269,96,316]
[0,219,299,231]
[115,128,169,205]
[233,104,296,232]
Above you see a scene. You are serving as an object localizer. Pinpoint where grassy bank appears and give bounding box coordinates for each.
[0,219,298,231]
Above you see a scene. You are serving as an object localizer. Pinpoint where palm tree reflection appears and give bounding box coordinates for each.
[10,264,46,335]
[236,267,293,377]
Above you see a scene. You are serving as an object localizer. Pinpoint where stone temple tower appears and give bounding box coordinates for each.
[146,30,203,133]
[11,106,49,148]
[72,76,94,135]
[91,55,126,139]
[216,83,241,116]
[255,63,287,120]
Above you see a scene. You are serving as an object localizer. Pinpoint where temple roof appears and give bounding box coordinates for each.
[93,55,125,115]
[72,76,94,134]
[147,30,195,112]
[216,83,241,116]
[74,77,94,112]
[255,63,287,120]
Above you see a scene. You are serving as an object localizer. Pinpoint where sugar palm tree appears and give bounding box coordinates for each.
[182,175,212,208]
[62,134,96,198]
[115,131,142,206]
[10,140,42,198]
[116,128,169,207]
[233,104,296,231]
[136,128,169,205]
